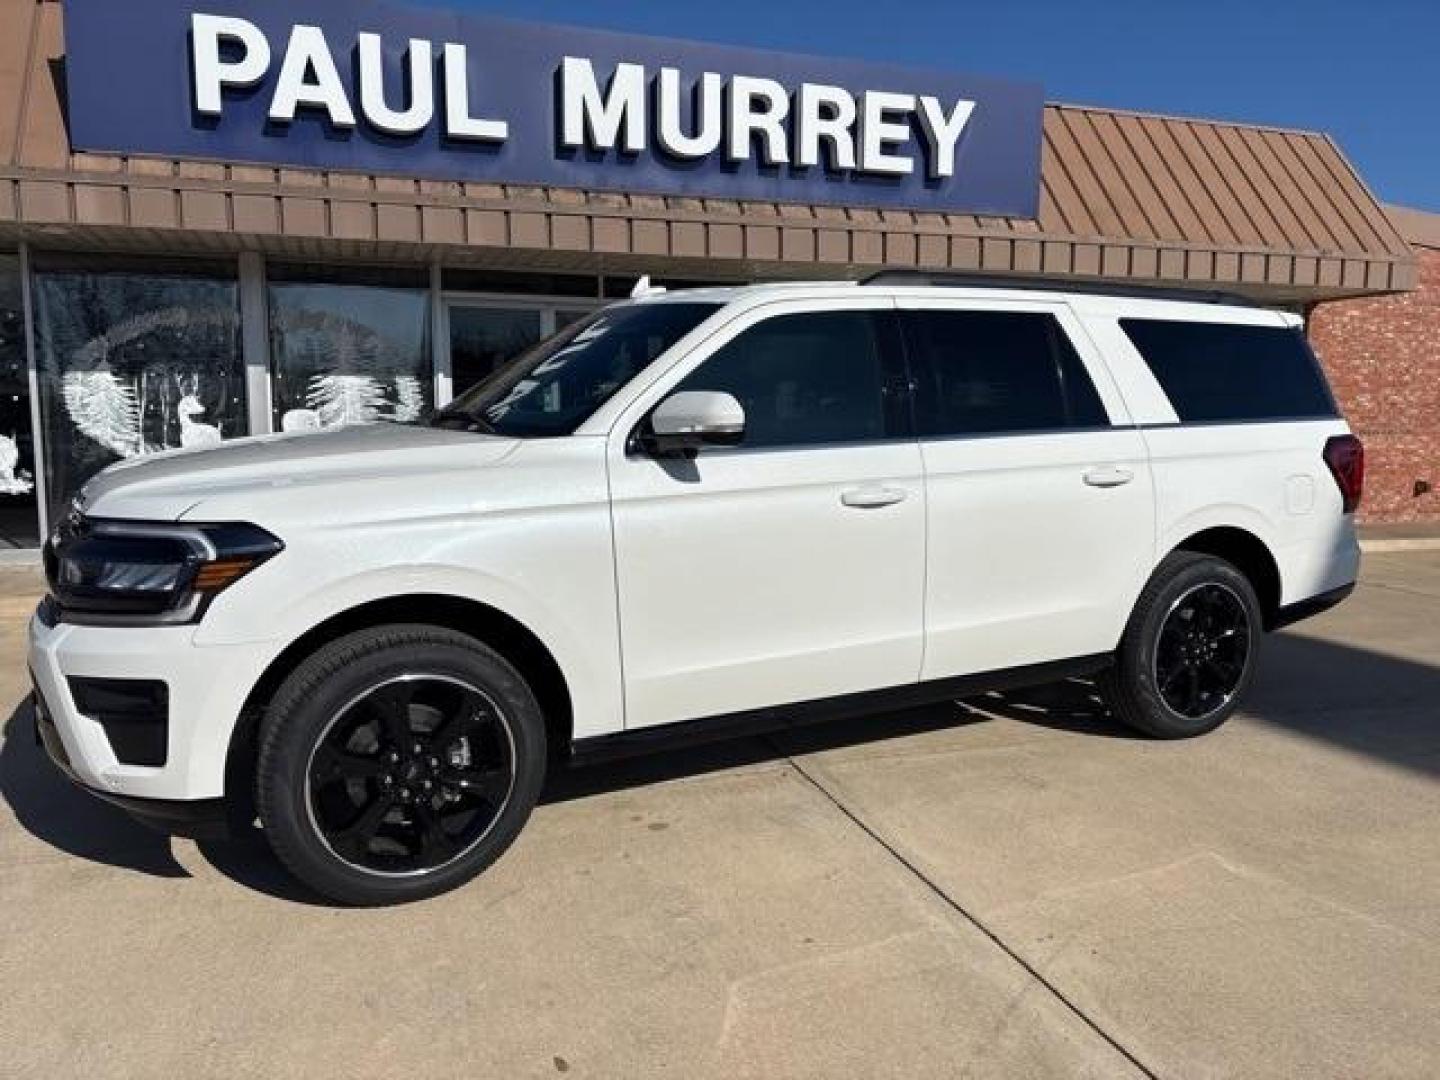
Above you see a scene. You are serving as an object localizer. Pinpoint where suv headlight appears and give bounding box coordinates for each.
[42,519,284,626]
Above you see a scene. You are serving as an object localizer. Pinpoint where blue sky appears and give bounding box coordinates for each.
[418,0,1439,211]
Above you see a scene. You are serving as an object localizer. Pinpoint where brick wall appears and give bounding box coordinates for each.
[1309,246,1440,524]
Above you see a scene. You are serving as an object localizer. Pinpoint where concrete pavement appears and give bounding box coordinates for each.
[1,554,1438,1078]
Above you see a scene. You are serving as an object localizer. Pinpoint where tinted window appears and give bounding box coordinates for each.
[676,311,894,448]
[1121,319,1338,423]
[436,302,719,437]
[904,310,1109,436]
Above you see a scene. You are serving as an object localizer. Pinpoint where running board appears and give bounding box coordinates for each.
[568,653,1112,766]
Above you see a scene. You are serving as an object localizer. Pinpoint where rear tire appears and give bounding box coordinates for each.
[1100,552,1261,739]
[255,624,546,906]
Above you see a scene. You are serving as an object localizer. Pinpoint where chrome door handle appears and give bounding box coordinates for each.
[1083,466,1135,489]
[841,486,908,509]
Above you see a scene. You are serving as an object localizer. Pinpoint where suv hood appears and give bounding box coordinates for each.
[77,424,520,522]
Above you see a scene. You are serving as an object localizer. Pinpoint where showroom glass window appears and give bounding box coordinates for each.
[0,254,39,548]
[448,306,545,399]
[31,254,246,523]
[268,265,432,431]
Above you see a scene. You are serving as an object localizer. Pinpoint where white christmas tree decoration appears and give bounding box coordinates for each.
[61,370,143,458]
[392,375,424,423]
[306,374,387,428]
[61,306,239,457]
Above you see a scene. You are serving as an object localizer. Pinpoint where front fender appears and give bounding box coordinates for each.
[196,559,624,742]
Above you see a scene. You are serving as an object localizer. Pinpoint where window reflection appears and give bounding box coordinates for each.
[448,306,543,398]
[31,256,245,522]
[0,255,38,547]
[268,267,431,432]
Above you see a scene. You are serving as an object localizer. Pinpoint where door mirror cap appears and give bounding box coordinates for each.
[643,391,745,456]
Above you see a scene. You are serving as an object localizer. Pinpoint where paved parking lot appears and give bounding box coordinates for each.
[2,553,1438,1079]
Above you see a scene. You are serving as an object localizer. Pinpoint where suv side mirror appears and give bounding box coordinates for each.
[641,391,745,457]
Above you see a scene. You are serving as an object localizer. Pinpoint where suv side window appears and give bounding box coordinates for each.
[674,310,903,449]
[1120,318,1338,423]
[903,310,1110,437]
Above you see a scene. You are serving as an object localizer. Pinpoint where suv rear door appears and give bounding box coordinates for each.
[606,297,925,731]
[896,297,1155,678]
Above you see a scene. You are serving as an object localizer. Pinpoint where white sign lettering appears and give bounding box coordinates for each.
[358,33,433,136]
[188,14,976,179]
[443,43,508,143]
[191,13,272,117]
[559,57,647,154]
[796,83,858,171]
[268,24,355,128]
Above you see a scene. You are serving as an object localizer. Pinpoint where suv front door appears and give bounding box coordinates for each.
[898,299,1156,679]
[607,299,925,731]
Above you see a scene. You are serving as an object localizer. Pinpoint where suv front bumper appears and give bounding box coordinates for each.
[27,610,277,820]
[31,687,229,836]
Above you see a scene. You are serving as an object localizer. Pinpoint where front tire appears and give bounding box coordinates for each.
[255,625,546,906]
[1100,552,1261,739]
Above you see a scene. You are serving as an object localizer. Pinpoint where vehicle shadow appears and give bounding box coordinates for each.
[3,628,1437,902]
[0,699,190,878]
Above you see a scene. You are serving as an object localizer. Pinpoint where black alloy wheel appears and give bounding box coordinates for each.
[306,675,516,876]
[256,625,547,906]
[1100,551,1262,739]
[1151,582,1251,721]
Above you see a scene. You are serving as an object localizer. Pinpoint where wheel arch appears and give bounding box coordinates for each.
[224,594,575,818]
[1169,525,1283,629]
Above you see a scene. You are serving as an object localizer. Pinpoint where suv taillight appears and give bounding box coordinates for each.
[1323,434,1365,514]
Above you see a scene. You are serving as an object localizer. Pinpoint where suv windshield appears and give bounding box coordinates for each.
[430,301,721,437]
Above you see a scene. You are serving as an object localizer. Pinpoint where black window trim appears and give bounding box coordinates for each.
[894,305,1118,442]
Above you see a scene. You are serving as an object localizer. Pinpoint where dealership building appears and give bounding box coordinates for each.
[0,0,1435,554]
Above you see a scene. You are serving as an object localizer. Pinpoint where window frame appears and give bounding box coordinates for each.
[892,298,1125,441]
[614,298,914,457]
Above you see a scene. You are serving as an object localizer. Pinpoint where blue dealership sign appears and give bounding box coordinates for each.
[63,0,1044,217]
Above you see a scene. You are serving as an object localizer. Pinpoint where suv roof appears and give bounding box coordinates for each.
[859,270,1257,307]
[635,279,1295,326]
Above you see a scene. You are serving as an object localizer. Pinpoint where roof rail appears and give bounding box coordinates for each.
[858,270,1259,307]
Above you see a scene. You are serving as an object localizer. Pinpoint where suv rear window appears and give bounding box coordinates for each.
[1121,319,1338,423]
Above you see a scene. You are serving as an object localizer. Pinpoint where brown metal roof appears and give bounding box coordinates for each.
[0,0,1416,300]
[1385,204,1440,251]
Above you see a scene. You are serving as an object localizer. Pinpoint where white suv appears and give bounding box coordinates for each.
[30,277,1363,904]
